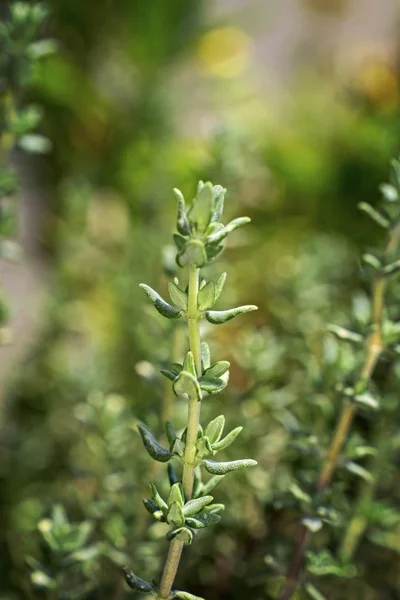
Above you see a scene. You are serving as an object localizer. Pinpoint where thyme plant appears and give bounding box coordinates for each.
[278,157,400,600]
[123,182,258,599]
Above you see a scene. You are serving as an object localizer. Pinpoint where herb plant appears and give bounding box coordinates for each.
[123,182,258,599]
[278,157,400,600]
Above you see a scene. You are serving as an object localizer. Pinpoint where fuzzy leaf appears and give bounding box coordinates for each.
[203,458,257,475]
[205,243,224,262]
[362,253,382,270]
[183,495,213,517]
[150,484,168,511]
[138,425,173,463]
[215,272,227,301]
[211,185,226,222]
[177,240,207,268]
[139,284,182,319]
[174,188,190,235]
[186,511,221,528]
[173,371,201,399]
[167,502,185,528]
[183,351,197,377]
[196,436,213,459]
[168,281,188,311]
[205,361,230,378]
[198,280,216,311]
[168,482,185,507]
[382,259,400,277]
[122,567,153,594]
[198,376,227,395]
[201,342,211,371]
[206,305,258,324]
[204,415,225,445]
[189,182,213,232]
[173,233,187,250]
[212,426,243,451]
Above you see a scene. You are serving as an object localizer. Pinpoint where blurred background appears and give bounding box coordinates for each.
[1,0,400,599]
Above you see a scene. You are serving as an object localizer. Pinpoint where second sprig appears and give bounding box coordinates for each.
[124,181,258,600]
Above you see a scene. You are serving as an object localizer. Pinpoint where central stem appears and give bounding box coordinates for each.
[159,265,202,599]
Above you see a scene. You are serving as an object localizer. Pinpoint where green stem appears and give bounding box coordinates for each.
[159,265,202,599]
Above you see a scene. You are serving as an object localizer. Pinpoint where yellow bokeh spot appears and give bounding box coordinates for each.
[354,61,399,106]
[197,27,251,78]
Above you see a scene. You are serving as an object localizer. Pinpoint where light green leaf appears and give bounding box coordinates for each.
[203,458,257,475]
[215,272,227,301]
[173,371,201,399]
[168,482,185,507]
[183,351,197,377]
[327,324,363,344]
[380,183,398,203]
[137,425,173,463]
[183,495,213,517]
[212,426,242,451]
[354,393,379,410]
[201,342,211,371]
[150,484,168,511]
[188,181,213,232]
[205,361,230,378]
[198,376,227,395]
[177,240,207,268]
[140,284,182,319]
[198,280,216,311]
[173,590,206,600]
[204,415,225,445]
[302,517,323,533]
[206,305,258,324]
[167,526,193,545]
[167,502,185,528]
[200,475,225,495]
[168,281,188,311]
[174,188,190,235]
[142,499,165,521]
[18,134,52,154]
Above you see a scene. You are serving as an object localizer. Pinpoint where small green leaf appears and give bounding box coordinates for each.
[186,511,221,528]
[206,305,258,324]
[204,415,225,445]
[201,342,211,370]
[198,280,216,311]
[189,181,213,232]
[161,369,179,381]
[215,272,227,301]
[174,188,191,235]
[183,495,213,517]
[168,482,185,507]
[211,185,226,222]
[183,351,197,377]
[28,39,58,58]
[167,502,185,528]
[196,436,213,459]
[138,424,173,462]
[173,371,201,399]
[140,284,182,319]
[205,361,230,378]
[198,376,227,395]
[205,243,224,262]
[212,426,242,451]
[168,281,188,311]
[305,583,328,600]
[177,240,207,268]
[150,484,168,511]
[358,202,390,228]
[122,567,153,593]
[203,458,257,475]
[173,233,187,250]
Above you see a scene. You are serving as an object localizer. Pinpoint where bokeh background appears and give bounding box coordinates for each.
[1,1,400,599]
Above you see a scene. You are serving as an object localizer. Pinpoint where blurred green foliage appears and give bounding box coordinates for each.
[1,1,400,599]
